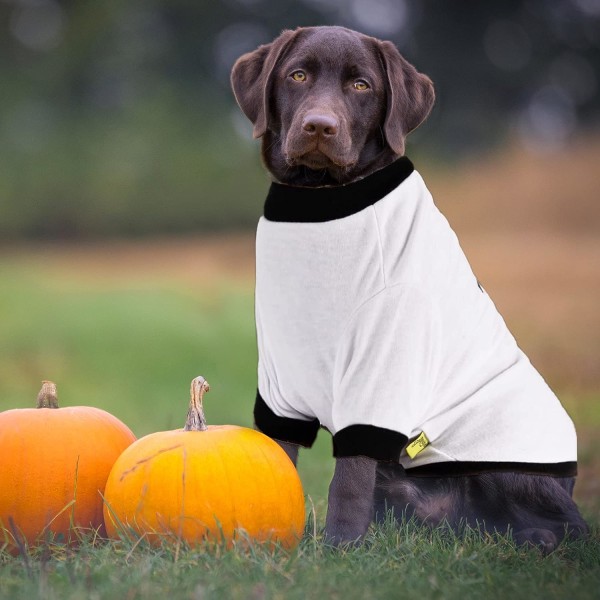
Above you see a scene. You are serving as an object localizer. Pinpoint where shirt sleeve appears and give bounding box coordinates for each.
[254,390,320,447]
[331,285,442,461]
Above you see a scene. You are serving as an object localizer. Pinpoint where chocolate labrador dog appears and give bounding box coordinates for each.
[231,25,588,553]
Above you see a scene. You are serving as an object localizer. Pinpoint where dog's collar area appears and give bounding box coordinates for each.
[264,156,414,223]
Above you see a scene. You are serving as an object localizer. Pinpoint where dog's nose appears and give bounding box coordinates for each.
[302,113,338,136]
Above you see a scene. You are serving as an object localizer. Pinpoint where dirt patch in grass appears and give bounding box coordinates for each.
[2,232,257,288]
[461,231,600,391]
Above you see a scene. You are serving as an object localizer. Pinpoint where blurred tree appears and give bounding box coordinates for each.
[0,0,598,239]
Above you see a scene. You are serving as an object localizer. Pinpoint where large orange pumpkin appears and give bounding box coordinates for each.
[0,381,136,549]
[103,376,305,549]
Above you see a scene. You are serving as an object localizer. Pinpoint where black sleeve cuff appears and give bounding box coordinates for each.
[333,425,408,461]
[254,390,320,448]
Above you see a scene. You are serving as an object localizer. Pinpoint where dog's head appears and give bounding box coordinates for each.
[231,26,434,186]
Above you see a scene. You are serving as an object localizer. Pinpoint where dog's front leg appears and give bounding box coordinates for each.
[275,440,299,466]
[324,456,377,546]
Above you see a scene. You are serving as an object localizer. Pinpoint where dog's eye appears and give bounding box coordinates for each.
[353,79,370,91]
[291,70,307,82]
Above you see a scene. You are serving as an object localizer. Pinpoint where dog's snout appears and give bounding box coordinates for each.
[302,113,338,136]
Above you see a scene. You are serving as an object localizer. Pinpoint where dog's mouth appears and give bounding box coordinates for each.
[287,147,354,171]
[290,150,336,170]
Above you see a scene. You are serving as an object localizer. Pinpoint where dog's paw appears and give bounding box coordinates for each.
[322,527,365,549]
[323,535,363,550]
[514,528,558,555]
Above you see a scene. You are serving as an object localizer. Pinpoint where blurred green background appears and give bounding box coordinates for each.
[1,0,599,239]
[1,0,600,513]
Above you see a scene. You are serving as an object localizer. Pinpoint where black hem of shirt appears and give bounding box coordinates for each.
[333,424,409,462]
[264,156,414,223]
[404,461,578,478]
[254,393,577,477]
[254,390,320,448]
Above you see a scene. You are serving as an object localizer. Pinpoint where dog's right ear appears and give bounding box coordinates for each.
[231,29,297,139]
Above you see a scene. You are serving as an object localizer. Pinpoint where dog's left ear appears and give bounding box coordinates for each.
[231,29,298,139]
[377,41,435,155]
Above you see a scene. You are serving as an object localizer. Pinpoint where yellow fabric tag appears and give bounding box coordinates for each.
[406,431,430,459]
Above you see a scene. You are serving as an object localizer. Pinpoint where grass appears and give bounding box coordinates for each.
[1,520,600,600]
[0,228,599,598]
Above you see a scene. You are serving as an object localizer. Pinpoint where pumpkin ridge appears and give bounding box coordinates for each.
[254,434,286,537]
[245,434,277,535]
[177,444,188,541]
[212,433,237,540]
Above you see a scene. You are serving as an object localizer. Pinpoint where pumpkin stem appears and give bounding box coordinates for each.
[36,380,59,409]
[184,376,210,431]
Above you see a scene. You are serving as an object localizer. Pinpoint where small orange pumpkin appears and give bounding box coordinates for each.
[0,381,136,549]
[103,377,305,549]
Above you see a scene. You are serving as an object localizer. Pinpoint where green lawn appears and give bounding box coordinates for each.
[2,522,600,600]
[1,250,599,599]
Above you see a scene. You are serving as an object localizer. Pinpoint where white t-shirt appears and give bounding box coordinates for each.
[253,157,577,477]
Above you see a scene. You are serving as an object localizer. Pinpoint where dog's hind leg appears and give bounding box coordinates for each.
[375,465,588,553]
[374,462,463,527]
[457,472,588,553]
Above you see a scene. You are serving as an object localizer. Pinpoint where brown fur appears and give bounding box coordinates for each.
[231,26,433,185]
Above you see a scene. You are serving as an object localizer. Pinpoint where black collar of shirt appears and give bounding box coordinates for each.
[263,157,415,223]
